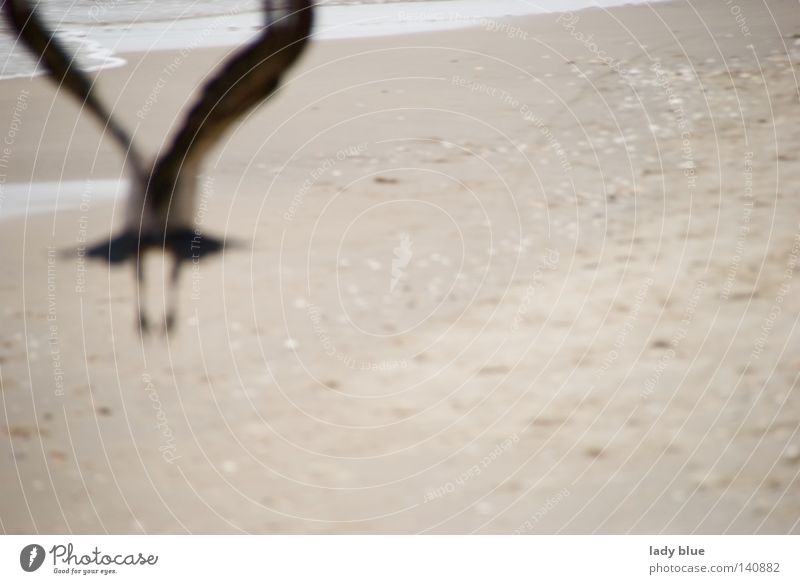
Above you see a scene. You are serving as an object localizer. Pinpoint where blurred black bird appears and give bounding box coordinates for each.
[3,0,314,332]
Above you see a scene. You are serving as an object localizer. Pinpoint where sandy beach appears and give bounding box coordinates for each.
[1,0,799,534]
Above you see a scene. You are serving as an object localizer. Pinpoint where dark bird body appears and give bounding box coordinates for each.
[3,0,314,332]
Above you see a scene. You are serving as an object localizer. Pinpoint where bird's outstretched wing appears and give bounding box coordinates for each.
[148,0,314,220]
[2,0,146,178]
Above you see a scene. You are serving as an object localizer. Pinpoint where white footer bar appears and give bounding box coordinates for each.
[1,536,797,582]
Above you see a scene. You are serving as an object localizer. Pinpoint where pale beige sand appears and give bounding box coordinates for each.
[1,0,799,534]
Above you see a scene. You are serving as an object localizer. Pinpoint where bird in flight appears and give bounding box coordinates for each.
[3,0,315,333]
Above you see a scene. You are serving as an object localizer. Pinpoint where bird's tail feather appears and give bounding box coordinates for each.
[83,229,227,264]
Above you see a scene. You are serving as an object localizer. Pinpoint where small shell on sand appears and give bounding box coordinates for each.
[783,445,800,462]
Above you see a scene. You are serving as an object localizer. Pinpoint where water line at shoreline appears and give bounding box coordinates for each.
[1,0,661,79]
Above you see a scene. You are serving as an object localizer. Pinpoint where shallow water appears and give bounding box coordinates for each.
[0,0,657,79]
[0,179,127,223]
